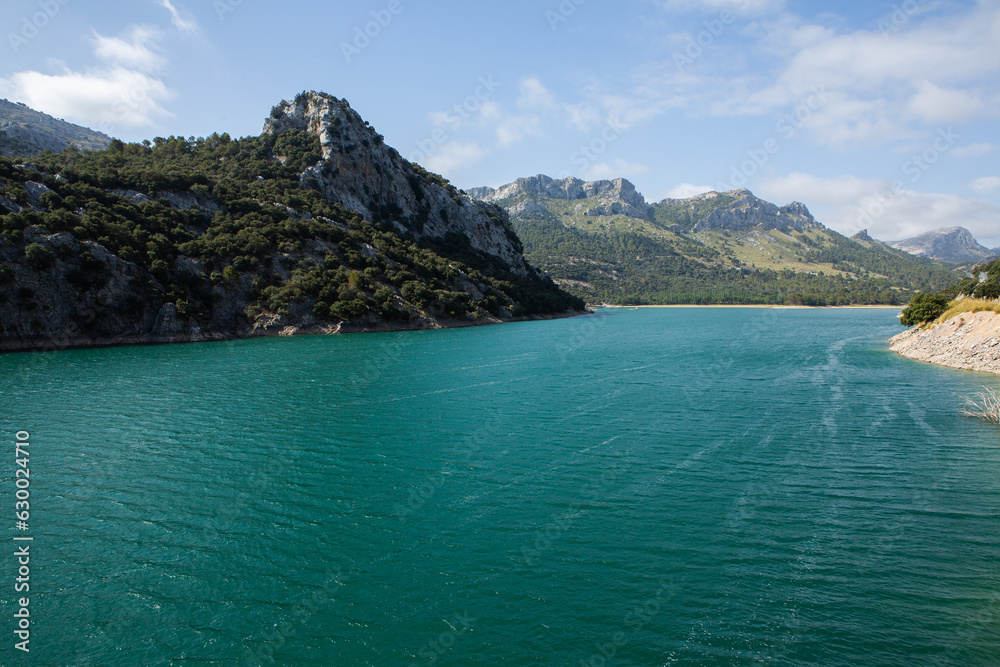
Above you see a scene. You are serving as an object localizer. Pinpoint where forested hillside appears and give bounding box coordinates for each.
[0,93,582,351]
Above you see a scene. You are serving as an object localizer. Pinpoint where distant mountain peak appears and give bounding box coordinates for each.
[0,98,112,157]
[474,174,653,221]
[889,226,993,264]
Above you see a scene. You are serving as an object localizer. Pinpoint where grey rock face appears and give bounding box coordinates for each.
[264,92,529,275]
[474,174,654,221]
[692,192,822,232]
[889,227,994,264]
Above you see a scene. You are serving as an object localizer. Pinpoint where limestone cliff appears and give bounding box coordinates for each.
[474,175,654,221]
[265,92,529,275]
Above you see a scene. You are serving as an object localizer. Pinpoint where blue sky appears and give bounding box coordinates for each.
[1,0,998,245]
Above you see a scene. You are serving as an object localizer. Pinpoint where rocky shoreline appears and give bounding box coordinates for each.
[0,309,588,355]
[890,310,1000,375]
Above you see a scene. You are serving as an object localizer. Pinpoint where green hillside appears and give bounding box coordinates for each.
[478,180,961,305]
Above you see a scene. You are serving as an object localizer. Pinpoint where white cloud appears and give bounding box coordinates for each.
[656,0,785,15]
[953,143,1000,158]
[157,0,200,35]
[971,177,1000,194]
[664,183,715,199]
[93,26,166,72]
[496,115,542,148]
[424,141,489,175]
[759,172,1000,247]
[616,1,1000,149]
[908,80,984,124]
[583,159,649,181]
[517,76,557,111]
[0,26,173,134]
[0,68,171,131]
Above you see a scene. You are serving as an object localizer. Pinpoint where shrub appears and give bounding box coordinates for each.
[24,243,55,269]
[331,299,367,320]
[900,292,949,326]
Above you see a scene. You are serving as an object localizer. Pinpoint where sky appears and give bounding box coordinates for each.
[1,0,998,246]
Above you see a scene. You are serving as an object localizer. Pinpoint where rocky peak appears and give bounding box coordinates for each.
[889,226,994,264]
[264,91,529,275]
[474,174,653,221]
[692,190,822,233]
[852,229,875,243]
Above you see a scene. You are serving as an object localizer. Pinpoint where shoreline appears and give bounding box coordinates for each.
[0,309,590,356]
[594,304,902,310]
[890,310,1000,376]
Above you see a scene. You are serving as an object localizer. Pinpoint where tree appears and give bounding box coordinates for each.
[900,292,949,326]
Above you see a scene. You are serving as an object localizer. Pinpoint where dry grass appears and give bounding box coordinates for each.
[938,298,1000,324]
[962,387,1000,424]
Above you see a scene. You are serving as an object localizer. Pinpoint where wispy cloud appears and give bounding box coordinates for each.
[971,176,1000,194]
[594,1,1000,150]
[424,141,490,174]
[759,172,1000,246]
[157,0,200,35]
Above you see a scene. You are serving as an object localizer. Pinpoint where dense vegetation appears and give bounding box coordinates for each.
[900,258,1000,326]
[513,214,957,306]
[0,128,581,344]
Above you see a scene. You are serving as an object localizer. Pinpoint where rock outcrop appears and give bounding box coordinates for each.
[475,174,654,221]
[265,92,529,275]
[889,227,995,265]
[890,310,1000,374]
[689,190,822,233]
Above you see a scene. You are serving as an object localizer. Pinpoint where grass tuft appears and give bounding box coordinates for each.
[962,386,1000,424]
[937,298,1000,324]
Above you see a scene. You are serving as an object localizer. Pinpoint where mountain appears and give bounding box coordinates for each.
[0,91,582,352]
[471,175,960,305]
[888,226,996,265]
[0,99,112,157]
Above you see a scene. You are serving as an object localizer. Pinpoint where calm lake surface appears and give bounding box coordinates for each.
[3,308,1000,666]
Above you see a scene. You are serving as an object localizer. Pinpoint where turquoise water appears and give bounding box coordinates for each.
[3,308,1000,666]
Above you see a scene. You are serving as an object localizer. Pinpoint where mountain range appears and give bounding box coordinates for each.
[471,175,961,305]
[0,99,112,157]
[0,92,581,352]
